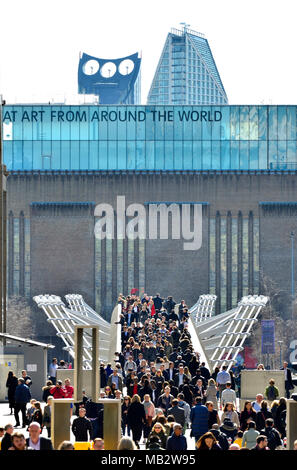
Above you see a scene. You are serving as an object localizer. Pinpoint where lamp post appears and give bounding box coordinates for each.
[278,340,283,369]
[291,232,295,321]
[0,95,7,341]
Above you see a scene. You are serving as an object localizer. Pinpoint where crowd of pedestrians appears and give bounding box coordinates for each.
[1,291,297,451]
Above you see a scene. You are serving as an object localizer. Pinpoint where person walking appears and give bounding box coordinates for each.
[239,401,257,431]
[255,400,273,432]
[26,422,53,450]
[242,421,259,449]
[127,394,146,448]
[166,423,187,450]
[216,366,231,402]
[205,378,218,410]
[265,379,279,405]
[146,422,168,450]
[14,378,31,428]
[43,397,53,438]
[157,385,174,415]
[142,394,155,441]
[6,371,18,415]
[48,358,58,385]
[281,361,294,399]
[196,432,222,451]
[221,402,240,428]
[260,418,282,450]
[1,424,14,451]
[221,382,237,409]
[42,380,53,403]
[31,402,43,428]
[190,397,209,442]
[206,401,220,429]
[121,396,131,437]
[167,399,185,427]
[72,407,93,442]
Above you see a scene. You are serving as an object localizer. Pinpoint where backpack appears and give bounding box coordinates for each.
[267,385,277,401]
[265,427,281,450]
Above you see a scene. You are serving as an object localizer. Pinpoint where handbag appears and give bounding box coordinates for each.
[146,416,153,426]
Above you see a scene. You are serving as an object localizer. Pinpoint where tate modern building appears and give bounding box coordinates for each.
[2,103,297,347]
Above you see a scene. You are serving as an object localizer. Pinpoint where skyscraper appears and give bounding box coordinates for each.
[147,26,228,105]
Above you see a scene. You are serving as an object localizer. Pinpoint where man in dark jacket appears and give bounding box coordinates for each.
[167,399,185,427]
[260,418,282,450]
[153,294,163,311]
[171,327,181,349]
[71,407,93,442]
[157,386,174,415]
[281,361,294,399]
[164,296,176,314]
[199,362,211,381]
[14,378,31,427]
[26,422,53,450]
[190,397,209,442]
[173,366,188,388]
[190,369,207,388]
[166,424,187,450]
[1,424,14,451]
[210,424,229,451]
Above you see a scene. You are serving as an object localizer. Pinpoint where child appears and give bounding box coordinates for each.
[233,430,243,448]
[32,401,43,427]
[26,399,36,426]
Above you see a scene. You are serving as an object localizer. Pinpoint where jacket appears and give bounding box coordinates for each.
[26,436,53,450]
[49,386,66,399]
[166,433,187,450]
[157,393,174,413]
[190,403,209,437]
[255,409,273,431]
[210,428,229,451]
[146,430,168,449]
[167,405,185,426]
[42,386,53,403]
[260,426,282,450]
[221,410,240,428]
[242,428,260,449]
[107,374,123,391]
[43,405,51,428]
[281,367,294,389]
[1,433,13,451]
[177,400,191,424]
[15,383,31,403]
[205,385,218,409]
[71,416,93,441]
[127,402,146,427]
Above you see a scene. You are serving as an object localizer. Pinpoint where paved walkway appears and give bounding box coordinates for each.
[0,401,198,449]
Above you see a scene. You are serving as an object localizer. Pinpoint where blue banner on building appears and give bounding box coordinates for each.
[261,320,275,354]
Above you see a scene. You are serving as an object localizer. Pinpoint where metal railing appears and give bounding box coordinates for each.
[189,294,217,325]
[33,294,111,368]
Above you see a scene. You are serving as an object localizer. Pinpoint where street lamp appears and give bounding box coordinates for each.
[278,340,283,369]
[291,232,295,321]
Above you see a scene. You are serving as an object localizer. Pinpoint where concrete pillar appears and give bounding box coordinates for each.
[74,325,100,402]
[51,398,74,449]
[286,399,297,450]
[98,399,121,450]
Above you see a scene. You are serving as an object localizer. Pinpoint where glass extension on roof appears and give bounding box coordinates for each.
[2,105,297,171]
